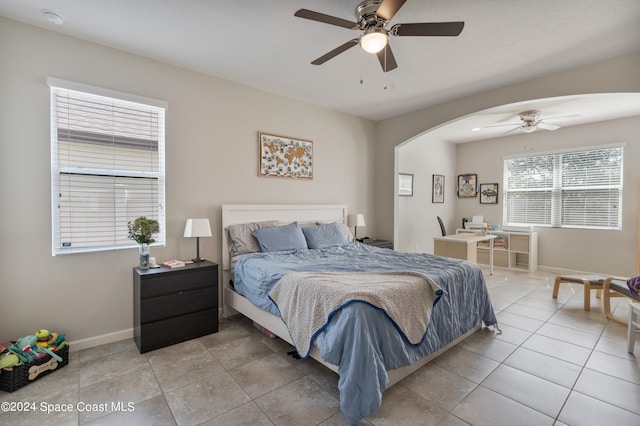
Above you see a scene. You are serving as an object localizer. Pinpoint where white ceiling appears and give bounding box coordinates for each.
[429,93,640,143]
[1,0,640,140]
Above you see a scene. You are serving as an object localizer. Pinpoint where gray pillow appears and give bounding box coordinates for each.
[302,222,349,249]
[253,222,308,252]
[317,221,354,242]
[227,220,278,256]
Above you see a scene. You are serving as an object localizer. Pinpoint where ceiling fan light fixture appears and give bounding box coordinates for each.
[360,28,388,53]
[521,123,537,133]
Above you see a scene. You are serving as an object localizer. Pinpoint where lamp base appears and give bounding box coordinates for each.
[192,237,206,263]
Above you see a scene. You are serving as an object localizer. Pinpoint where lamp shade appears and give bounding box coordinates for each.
[348,213,366,227]
[183,218,212,238]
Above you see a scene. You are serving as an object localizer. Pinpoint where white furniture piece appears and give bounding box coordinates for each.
[627,300,640,354]
[456,229,538,272]
[433,234,497,275]
[628,301,639,353]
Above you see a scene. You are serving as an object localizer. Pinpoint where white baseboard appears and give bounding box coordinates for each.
[537,265,603,276]
[68,328,133,352]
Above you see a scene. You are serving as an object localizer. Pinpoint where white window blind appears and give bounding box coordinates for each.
[504,146,622,230]
[49,80,166,255]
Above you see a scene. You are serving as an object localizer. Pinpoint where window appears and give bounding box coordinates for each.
[49,78,166,255]
[503,145,623,230]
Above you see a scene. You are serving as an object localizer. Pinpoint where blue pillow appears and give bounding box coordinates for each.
[302,222,349,249]
[253,222,308,252]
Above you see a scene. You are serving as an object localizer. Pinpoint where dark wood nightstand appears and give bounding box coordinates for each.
[361,238,394,250]
[133,260,218,353]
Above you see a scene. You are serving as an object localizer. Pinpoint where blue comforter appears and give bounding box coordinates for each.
[233,243,497,424]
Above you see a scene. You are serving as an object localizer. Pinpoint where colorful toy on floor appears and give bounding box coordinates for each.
[1,330,67,371]
[0,332,69,393]
[35,329,59,348]
[0,352,20,369]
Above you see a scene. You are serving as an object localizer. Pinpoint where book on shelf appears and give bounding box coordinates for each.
[162,259,185,269]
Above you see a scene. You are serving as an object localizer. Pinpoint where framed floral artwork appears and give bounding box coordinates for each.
[259,132,313,179]
[480,183,499,204]
[457,173,477,198]
[432,174,444,203]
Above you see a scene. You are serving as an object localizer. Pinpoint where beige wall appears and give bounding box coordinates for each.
[0,18,376,346]
[396,138,456,252]
[455,116,639,276]
[378,52,640,275]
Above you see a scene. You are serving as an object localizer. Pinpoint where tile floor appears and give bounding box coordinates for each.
[1,268,639,425]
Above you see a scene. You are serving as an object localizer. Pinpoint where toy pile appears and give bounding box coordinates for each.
[0,329,69,392]
[0,329,67,371]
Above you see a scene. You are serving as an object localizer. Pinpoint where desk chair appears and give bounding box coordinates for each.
[437,216,446,237]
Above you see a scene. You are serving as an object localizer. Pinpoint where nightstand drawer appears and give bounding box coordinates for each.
[139,309,218,353]
[141,286,217,323]
[140,267,217,299]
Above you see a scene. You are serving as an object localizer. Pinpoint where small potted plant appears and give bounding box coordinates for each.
[128,217,160,269]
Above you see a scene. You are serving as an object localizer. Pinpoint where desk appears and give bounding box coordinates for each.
[433,234,497,274]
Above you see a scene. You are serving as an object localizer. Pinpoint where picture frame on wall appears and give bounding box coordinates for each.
[398,173,413,196]
[432,174,444,203]
[457,173,477,198]
[259,132,313,179]
[479,183,499,204]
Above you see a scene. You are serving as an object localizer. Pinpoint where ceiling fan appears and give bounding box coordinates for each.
[485,110,581,134]
[294,0,464,72]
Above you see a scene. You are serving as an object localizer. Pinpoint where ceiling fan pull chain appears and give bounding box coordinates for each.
[360,44,364,85]
[383,47,388,90]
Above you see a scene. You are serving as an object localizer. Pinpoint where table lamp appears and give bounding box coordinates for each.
[183,218,212,262]
[348,213,366,241]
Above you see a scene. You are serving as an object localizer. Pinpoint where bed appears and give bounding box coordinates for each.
[221,204,497,424]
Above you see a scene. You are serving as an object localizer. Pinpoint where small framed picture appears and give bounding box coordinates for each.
[432,175,444,203]
[479,183,499,204]
[398,173,413,196]
[457,174,477,198]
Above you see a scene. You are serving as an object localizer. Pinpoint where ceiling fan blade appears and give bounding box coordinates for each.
[537,122,560,131]
[485,122,521,129]
[311,39,359,65]
[376,44,398,72]
[501,126,522,136]
[294,9,358,29]
[376,0,407,21]
[541,114,582,121]
[391,22,465,37]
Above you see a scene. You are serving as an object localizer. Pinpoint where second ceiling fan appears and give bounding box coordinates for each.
[294,0,465,72]
[485,110,581,135]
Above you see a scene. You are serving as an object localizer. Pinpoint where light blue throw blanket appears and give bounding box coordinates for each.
[233,243,497,424]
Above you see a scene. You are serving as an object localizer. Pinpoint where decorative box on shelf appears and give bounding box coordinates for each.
[0,345,70,393]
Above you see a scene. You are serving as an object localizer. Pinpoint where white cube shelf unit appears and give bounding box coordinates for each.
[457,229,538,272]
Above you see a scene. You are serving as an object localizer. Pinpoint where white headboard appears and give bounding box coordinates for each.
[221,204,348,272]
